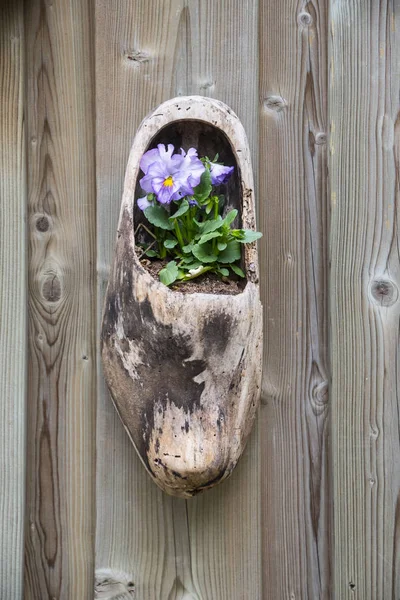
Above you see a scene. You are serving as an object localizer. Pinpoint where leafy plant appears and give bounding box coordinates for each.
[136,144,262,286]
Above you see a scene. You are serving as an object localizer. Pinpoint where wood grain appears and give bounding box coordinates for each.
[258,0,330,597]
[0,3,26,598]
[95,1,260,598]
[330,1,400,598]
[24,0,96,598]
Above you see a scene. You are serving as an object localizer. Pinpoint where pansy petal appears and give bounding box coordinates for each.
[137,196,152,211]
[151,177,167,195]
[140,147,160,174]
[156,182,180,204]
[175,179,194,196]
[180,147,198,159]
[157,143,174,158]
[139,173,156,193]
[156,187,172,204]
[157,143,180,170]
[145,160,170,179]
[171,190,184,201]
[175,154,205,188]
[188,161,206,187]
[187,147,198,158]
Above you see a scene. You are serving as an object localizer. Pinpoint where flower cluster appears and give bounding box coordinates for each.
[138,144,234,208]
[136,144,261,287]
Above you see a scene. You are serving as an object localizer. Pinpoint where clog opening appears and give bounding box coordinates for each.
[133,120,247,290]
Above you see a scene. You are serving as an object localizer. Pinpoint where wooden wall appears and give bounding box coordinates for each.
[0,0,400,598]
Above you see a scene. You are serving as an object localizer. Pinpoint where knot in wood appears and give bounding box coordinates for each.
[200,80,215,90]
[95,569,135,597]
[263,95,287,113]
[42,273,62,303]
[370,279,398,307]
[370,426,379,440]
[312,380,329,407]
[123,49,150,65]
[36,215,50,232]
[298,11,313,26]
[315,132,327,145]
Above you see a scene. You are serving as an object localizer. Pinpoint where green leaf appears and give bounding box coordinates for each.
[164,238,178,249]
[218,240,241,264]
[193,168,212,203]
[222,209,238,227]
[180,261,202,271]
[182,243,194,254]
[217,241,227,251]
[217,267,229,277]
[192,242,218,263]
[199,231,221,244]
[169,199,189,219]
[200,216,223,234]
[145,249,158,257]
[237,229,263,243]
[231,264,245,277]
[144,205,174,230]
[159,261,179,286]
[181,256,195,264]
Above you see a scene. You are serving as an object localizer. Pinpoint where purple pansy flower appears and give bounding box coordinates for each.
[171,148,206,200]
[139,144,205,204]
[209,161,234,185]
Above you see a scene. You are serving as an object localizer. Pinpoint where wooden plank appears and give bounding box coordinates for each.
[330,1,400,597]
[0,3,26,598]
[23,1,96,598]
[95,1,260,598]
[258,1,330,598]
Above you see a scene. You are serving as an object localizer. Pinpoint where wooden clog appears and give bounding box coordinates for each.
[101,96,262,498]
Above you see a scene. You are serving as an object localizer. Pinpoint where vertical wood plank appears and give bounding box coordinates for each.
[24,1,96,598]
[259,0,330,598]
[330,1,400,598]
[95,1,260,598]
[0,3,26,598]
[185,3,260,598]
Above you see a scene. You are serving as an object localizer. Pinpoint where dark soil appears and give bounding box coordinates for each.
[140,258,245,295]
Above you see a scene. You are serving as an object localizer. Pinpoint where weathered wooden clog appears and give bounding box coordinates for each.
[101,96,262,498]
